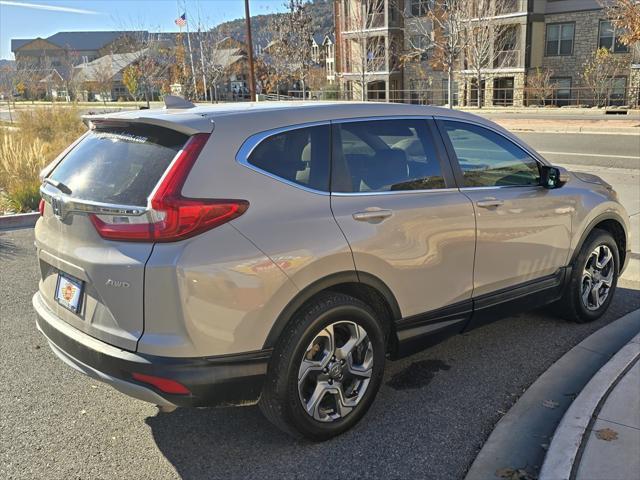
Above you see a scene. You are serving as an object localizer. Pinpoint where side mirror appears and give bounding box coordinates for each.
[540,165,569,189]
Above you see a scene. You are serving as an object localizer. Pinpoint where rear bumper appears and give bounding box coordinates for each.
[33,292,270,408]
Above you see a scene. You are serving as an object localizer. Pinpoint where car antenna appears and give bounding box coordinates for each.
[164,95,196,109]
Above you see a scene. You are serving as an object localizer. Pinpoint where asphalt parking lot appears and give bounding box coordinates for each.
[1,227,639,480]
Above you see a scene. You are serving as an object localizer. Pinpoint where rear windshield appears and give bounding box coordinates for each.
[49,124,188,206]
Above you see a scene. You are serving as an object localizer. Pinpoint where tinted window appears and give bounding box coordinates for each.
[598,20,629,53]
[545,23,573,56]
[333,119,445,193]
[442,121,540,187]
[49,124,188,206]
[247,125,330,191]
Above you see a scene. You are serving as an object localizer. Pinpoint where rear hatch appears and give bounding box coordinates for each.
[37,123,190,351]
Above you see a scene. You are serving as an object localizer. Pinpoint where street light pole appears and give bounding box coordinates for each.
[244,0,256,101]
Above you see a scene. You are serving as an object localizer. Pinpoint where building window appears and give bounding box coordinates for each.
[410,0,429,17]
[441,79,458,106]
[551,77,571,106]
[609,77,627,106]
[598,20,629,53]
[545,23,574,56]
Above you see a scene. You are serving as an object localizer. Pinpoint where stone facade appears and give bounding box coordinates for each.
[539,10,634,106]
[630,66,640,107]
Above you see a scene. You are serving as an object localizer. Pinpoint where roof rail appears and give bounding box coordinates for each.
[163,95,196,109]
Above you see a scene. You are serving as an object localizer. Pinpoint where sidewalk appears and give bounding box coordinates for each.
[466,309,640,480]
[492,118,640,135]
[540,332,640,480]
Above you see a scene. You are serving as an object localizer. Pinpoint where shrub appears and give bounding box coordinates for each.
[0,106,86,213]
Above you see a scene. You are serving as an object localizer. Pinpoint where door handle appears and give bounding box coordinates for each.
[476,198,504,208]
[352,209,393,222]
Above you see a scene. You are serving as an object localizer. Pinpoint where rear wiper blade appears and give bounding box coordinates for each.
[43,178,72,195]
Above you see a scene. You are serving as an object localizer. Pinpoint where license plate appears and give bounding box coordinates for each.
[55,273,84,313]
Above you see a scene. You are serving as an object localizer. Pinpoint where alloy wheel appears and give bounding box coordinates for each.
[581,245,614,311]
[297,321,373,422]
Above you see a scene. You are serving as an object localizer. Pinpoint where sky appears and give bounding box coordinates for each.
[0,0,288,59]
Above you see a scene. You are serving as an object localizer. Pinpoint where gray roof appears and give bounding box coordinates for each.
[73,50,146,82]
[12,31,149,53]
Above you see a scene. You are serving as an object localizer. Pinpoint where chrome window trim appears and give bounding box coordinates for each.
[459,185,542,192]
[332,187,459,197]
[236,115,462,197]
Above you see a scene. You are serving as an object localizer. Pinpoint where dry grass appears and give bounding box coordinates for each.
[0,107,86,213]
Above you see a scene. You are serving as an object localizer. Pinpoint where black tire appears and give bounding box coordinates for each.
[259,292,387,441]
[556,229,619,323]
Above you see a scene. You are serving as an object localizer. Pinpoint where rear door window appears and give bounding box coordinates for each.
[48,124,188,207]
[332,119,445,193]
[247,125,331,191]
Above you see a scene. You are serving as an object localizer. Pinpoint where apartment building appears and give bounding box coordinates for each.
[334,0,404,100]
[311,33,337,84]
[334,0,639,107]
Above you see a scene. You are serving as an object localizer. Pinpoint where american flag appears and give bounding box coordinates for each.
[175,13,187,27]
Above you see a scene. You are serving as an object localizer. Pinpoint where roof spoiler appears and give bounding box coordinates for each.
[163,95,196,109]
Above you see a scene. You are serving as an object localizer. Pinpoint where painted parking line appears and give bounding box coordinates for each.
[538,151,640,160]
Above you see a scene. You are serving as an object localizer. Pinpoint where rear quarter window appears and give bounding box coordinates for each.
[48,124,188,206]
[246,125,331,192]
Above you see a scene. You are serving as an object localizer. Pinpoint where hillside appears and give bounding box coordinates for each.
[214,0,334,48]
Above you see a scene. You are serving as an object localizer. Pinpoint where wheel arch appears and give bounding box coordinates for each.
[262,271,402,352]
[571,212,628,273]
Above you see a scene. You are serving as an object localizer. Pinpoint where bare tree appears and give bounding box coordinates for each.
[0,65,15,122]
[116,26,173,106]
[270,0,315,98]
[342,0,388,100]
[59,45,82,101]
[261,17,295,96]
[93,55,113,106]
[526,67,555,106]
[400,0,469,108]
[582,47,625,107]
[463,0,514,108]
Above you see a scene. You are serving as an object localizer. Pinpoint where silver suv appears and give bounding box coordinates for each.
[34,101,630,440]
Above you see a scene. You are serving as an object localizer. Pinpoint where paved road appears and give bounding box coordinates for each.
[1,228,639,480]
[517,132,640,169]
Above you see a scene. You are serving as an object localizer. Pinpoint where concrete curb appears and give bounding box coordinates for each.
[0,212,39,230]
[465,309,640,480]
[539,332,640,480]
[506,127,639,135]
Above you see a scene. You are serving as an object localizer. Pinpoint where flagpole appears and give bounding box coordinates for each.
[185,14,198,100]
[198,30,208,102]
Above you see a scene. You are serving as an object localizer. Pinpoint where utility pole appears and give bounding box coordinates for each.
[244,0,256,101]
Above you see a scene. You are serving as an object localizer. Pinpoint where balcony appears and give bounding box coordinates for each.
[493,50,521,69]
[344,13,385,32]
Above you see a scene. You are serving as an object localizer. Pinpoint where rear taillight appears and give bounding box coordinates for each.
[38,199,45,216]
[89,133,248,242]
[131,372,191,395]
